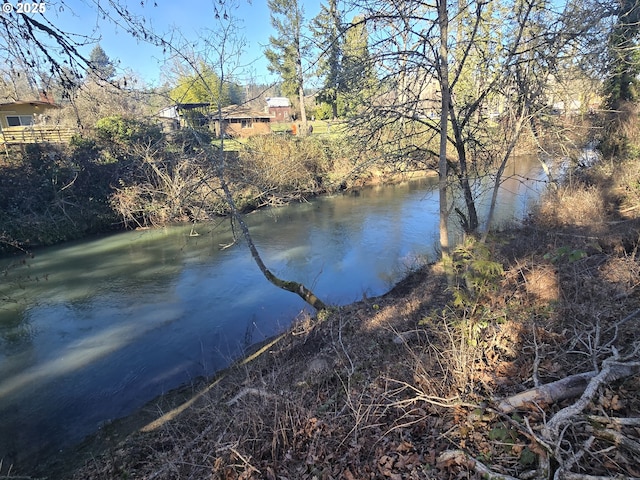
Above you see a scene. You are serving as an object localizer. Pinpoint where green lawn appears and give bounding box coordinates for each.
[211,120,346,151]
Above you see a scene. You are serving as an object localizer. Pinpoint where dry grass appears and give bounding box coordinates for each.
[534,184,607,228]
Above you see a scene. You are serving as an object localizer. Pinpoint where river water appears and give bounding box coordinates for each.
[0,156,550,473]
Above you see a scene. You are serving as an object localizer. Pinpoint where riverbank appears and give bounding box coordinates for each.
[42,156,640,479]
[0,126,433,256]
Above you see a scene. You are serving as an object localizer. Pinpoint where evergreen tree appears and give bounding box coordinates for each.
[603,0,640,108]
[265,0,309,132]
[312,0,343,119]
[340,16,374,117]
[88,44,116,80]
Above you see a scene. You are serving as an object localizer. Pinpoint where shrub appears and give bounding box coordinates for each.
[95,115,164,147]
[69,134,100,161]
[450,237,504,315]
[237,135,333,199]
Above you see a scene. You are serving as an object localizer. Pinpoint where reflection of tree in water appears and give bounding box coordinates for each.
[1,253,41,352]
[0,307,34,355]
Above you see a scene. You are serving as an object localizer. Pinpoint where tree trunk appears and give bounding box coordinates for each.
[481,112,527,241]
[298,82,308,135]
[297,41,308,135]
[438,0,451,263]
[217,168,327,311]
[450,117,479,233]
[207,105,326,312]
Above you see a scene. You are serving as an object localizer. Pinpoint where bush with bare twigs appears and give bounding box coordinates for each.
[235,134,356,206]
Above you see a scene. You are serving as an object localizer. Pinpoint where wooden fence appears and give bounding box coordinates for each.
[0,126,77,145]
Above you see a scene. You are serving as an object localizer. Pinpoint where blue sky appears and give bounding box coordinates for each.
[46,0,321,86]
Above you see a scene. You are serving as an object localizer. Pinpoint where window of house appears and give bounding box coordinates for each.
[241,119,252,129]
[5,115,34,127]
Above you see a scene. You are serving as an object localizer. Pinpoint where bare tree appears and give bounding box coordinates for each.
[0,0,328,311]
[132,1,328,311]
[345,0,599,249]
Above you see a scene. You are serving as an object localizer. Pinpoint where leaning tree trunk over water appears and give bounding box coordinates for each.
[206,99,325,311]
[217,173,327,311]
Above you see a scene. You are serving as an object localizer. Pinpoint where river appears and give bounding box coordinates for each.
[0,156,551,474]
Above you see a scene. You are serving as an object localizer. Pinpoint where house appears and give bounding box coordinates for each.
[211,105,272,138]
[0,100,75,145]
[266,97,291,122]
[0,100,60,129]
[158,103,272,138]
[157,103,212,131]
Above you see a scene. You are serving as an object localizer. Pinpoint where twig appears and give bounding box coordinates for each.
[604,308,640,336]
[554,435,594,480]
[229,447,261,475]
[588,427,640,456]
[532,322,541,387]
[384,377,475,408]
[619,203,640,214]
[337,315,355,376]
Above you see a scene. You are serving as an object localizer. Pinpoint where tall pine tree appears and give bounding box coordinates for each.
[88,44,115,81]
[265,0,309,132]
[312,0,343,119]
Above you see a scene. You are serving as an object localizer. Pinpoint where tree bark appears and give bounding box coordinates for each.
[438,0,451,263]
[449,117,479,233]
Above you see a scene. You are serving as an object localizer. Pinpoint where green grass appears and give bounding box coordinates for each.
[212,121,347,151]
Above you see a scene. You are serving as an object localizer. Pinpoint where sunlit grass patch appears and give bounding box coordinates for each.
[533,184,607,228]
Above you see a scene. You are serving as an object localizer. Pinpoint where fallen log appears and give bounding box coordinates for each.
[496,362,640,414]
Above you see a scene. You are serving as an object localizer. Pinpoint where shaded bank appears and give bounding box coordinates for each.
[0,131,374,255]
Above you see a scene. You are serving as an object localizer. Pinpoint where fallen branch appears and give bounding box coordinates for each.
[226,387,281,406]
[588,426,640,457]
[587,415,640,427]
[496,371,597,414]
[543,359,640,440]
[496,361,640,414]
[437,449,521,480]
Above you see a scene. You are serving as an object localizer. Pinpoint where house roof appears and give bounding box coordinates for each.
[157,105,179,119]
[266,97,291,108]
[218,105,271,120]
[0,100,60,109]
[157,103,271,120]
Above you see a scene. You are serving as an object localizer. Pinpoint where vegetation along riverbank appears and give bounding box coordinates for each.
[0,119,411,256]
